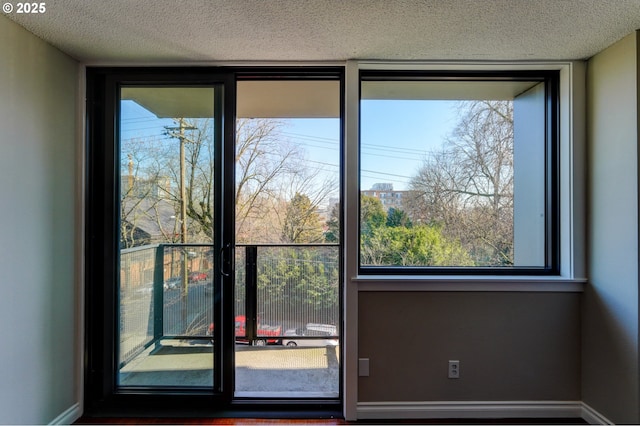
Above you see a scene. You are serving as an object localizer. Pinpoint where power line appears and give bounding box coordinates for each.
[361,169,412,179]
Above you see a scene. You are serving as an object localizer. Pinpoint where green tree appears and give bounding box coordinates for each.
[386,207,412,228]
[281,192,324,243]
[360,195,386,236]
[324,202,340,243]
[361,224,473,267]
[256,247,339,324]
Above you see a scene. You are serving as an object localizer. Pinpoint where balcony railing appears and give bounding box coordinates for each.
[118,243,340,367]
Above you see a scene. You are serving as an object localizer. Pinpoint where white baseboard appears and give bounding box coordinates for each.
[581,402,614,425]
[45,399,612,424]
[356,400,584,420]
[49,402,82,425]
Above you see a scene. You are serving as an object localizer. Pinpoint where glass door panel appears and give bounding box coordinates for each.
[234,79,341,398]
[117,86,219,388]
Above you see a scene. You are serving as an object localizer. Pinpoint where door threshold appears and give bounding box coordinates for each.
[235,391,339,398]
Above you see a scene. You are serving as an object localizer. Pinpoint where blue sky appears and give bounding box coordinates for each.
[120,101,175,144]
[360,100,457,190]
[286,100,459,191]
[121,98,460,192]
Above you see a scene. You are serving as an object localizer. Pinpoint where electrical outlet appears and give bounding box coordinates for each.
[448,360,460,379]
[359,358,370,377]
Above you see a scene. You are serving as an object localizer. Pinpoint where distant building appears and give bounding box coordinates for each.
[362,183,407,211]
[120,175,172,199]
[370,183,393,192]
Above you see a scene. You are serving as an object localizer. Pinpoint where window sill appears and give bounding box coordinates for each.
[352,275,586,292]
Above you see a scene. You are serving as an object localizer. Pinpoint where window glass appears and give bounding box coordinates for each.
[234,79,341,397]
[118,86,217,388]
[360,75,555,271]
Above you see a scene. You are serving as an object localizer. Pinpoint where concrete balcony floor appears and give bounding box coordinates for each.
[119,340,340,398]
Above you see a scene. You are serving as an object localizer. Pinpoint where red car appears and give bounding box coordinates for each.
[188,271,208,282]
[207,315,282,345]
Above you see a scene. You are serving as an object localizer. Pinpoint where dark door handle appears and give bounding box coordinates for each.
[219,243,232,277]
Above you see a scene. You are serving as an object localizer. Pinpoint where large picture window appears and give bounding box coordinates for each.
[359,71,559,274]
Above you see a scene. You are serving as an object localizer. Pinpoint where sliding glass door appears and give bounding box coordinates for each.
[234,78,341,398]
[117,86,223,389]
[85,68,342,415]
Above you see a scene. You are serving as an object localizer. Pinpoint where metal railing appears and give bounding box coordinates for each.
[119,244,160,365]
[119,243,340,366]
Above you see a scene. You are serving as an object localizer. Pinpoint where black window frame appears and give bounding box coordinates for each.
[357,70,560,276]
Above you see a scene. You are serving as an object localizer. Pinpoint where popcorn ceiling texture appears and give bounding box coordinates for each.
[6,0,640,63]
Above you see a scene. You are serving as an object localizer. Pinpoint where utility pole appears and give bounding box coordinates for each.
[178,119,189,297]
[127,154,134,193]
[166,119,197,330]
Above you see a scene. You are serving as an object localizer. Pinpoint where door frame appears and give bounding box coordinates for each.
[84,66,344,417]
[85,68,236,414]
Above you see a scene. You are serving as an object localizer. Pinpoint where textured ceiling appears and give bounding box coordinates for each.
[5,0,640,63]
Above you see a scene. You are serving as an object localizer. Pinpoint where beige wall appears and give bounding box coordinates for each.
[583,31,640,424]
[0,15,79,424]
[358,292,580,402]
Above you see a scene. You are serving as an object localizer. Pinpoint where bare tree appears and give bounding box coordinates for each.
[406,100,514,266]
[120,138,173,248]
[234,118,297,242]
[235,118,337,244]
[123,117,337,246]
[163,118,215,241]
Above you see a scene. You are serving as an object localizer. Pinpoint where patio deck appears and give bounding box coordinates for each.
[119,341,340,398]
